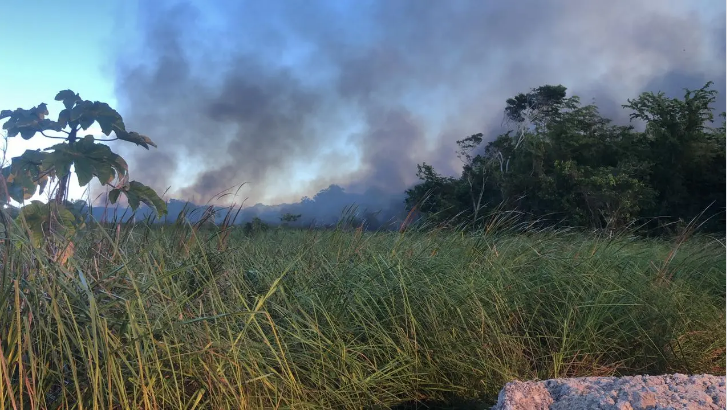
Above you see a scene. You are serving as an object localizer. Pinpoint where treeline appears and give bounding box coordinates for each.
[4,83,721,236]
[404,82,726,235]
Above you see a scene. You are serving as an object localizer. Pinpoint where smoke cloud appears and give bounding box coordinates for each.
[112,0,725,207]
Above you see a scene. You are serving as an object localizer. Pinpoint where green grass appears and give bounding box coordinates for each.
[0,220,724,409]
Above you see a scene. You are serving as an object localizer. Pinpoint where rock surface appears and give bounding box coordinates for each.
[493,373,725,410]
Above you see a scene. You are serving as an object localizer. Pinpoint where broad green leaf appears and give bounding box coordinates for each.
[115,130,158,149]
[126,190,140,209]
[67,100,126,133]
[11,149,48,170]
[55,89,81,109]
[43,144,75,178]
[96,166,115,185]
[38,174,49,196]
[16,115,38,127]
[70,100,92,122]
[74,158,94,187]
[124,181,167,217]
[1,105,59,140]
[79,116,94,130]
[31,103,49,120]
[16,201,78,247]
[92,102,125,135]
[3,169,38,202]
[57,108,70,129]
[75,135,128,183]
[38,118,63,132]
[20,127,36,139]
[4,150,50,201]
[108,155,129,180]
[43,137,129,187]
[108,188,121,204]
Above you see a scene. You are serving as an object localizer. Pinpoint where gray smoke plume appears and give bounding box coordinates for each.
[112,0,725,207]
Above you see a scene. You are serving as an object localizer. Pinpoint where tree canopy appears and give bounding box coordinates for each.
[405,82,725,235]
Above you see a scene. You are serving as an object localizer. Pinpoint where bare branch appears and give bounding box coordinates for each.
[40,131,69,139]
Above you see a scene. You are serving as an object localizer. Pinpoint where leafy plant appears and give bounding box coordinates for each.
[0,90,167,245]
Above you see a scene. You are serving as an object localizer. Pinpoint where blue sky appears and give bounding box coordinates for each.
[1,0,725,207]
[0,1,129,202]
[1,1,122,109]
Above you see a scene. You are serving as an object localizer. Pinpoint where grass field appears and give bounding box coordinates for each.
[0,218,724,409]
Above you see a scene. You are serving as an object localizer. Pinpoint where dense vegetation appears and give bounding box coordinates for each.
[405,82,725,235]
[0,82,724,409]
[5,83,723,237]
[0,221,724,409]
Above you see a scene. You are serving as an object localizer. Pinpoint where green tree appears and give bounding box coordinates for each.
[478,86,660,230]
[500,85,579,173]
[404,162,464,225]
[455,133,504,225]
[280,213,302,223]
[405,82,723,234]
[279,212,302,228]
[622,81,725,231]
[244,217,269,235]
[541,102,656,229]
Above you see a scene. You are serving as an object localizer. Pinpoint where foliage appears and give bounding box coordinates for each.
[622,82,725,231]
[404,162,463,224]
[0,90,166,211]
[14,200,81,247]
[1,89,167,246]
[405,82,725,234]
[0,223,723,409]
[243,216,269,234]
[279,212,302,223]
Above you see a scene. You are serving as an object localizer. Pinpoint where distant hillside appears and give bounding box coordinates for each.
[86,184,409,230]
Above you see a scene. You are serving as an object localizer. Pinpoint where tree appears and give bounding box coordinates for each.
[455,133,500,225]
[244,217,269,235]
[1,90,167,245]
[404,81,723,235]
[279,212,302,227]
[499,84,579,174]
[622,81,725,231]
[540,102,656,229]
[504,84,569,128]
[404,162,464,225]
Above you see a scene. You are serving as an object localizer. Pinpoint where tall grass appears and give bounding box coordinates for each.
[0,216,724,409]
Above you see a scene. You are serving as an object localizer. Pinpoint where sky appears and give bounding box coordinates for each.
[0,0,725,208]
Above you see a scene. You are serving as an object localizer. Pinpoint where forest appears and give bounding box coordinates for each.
[404,81,725,235]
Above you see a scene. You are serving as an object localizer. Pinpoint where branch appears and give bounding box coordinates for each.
[40,131,69,139]
[495,151,505,174]
[514,127,526,150]
[32,167,56,183]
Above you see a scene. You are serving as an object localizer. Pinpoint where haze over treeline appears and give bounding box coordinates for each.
[107,0,725,226]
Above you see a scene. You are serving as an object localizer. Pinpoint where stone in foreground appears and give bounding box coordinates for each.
[493,373,725,410]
